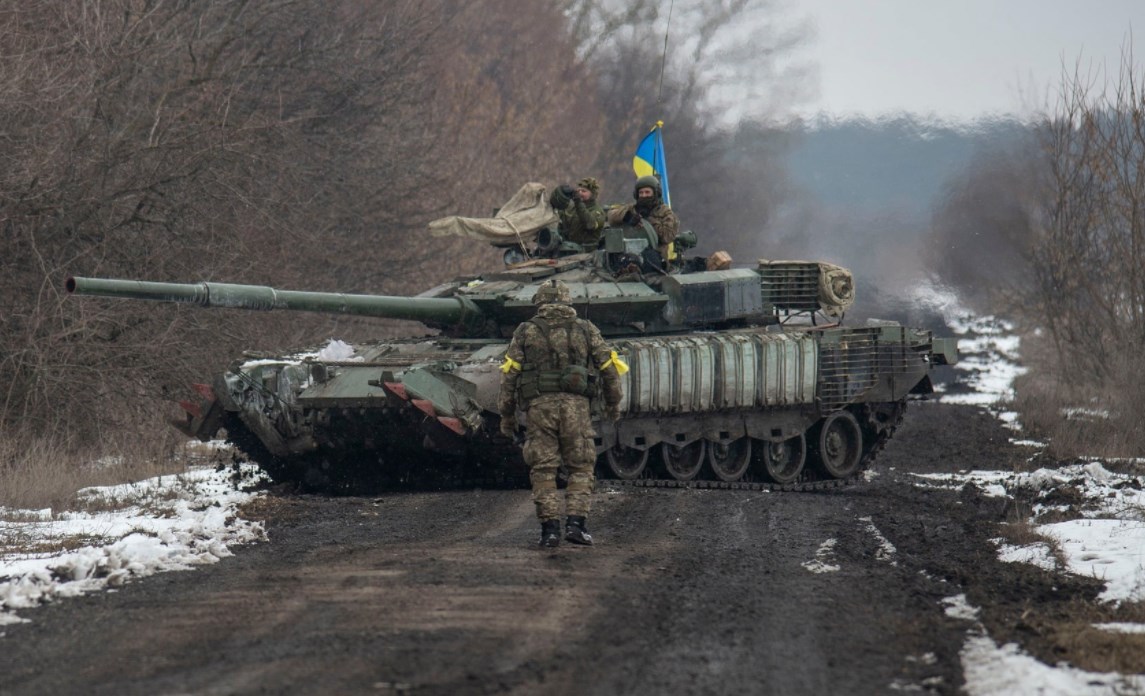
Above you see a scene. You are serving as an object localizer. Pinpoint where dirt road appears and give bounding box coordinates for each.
[0,402,1096,695]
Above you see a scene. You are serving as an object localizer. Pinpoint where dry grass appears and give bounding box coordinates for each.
[0,426,203,515]
[1012,330,1145,462]
[1046,600,1145,675]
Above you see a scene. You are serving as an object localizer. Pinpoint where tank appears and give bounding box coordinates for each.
[66,223,958,492]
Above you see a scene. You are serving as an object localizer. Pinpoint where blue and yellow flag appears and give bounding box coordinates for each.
[632,121,671,207]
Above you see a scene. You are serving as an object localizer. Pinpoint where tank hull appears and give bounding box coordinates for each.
[180,323,944,491]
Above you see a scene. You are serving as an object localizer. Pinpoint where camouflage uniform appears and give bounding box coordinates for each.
[498,281,624,546]
[606,175,680,261]
[550,177,607,247]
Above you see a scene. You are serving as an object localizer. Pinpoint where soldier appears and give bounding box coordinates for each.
[498,279,626,548]
[549,177,607,247]
[606,174,680,262]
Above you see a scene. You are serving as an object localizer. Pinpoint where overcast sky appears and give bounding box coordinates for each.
[787,0,1145,122]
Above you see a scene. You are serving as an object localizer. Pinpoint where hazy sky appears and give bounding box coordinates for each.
[788,0,1145,121]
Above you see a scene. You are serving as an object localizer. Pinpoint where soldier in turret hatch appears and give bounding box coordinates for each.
[498,279,626,548]
[549,177,607,247]
[607,174,680,263]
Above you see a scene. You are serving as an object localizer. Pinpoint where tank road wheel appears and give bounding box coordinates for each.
[811,411,863,479]
[755,434,806,484]
[604,444,649,480]
[708,438,752,482]
[660,440,706,481]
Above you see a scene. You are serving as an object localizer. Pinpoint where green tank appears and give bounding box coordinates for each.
[66,224,958,491]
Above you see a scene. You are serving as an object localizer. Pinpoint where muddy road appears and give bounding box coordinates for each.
[1,402,1078,695]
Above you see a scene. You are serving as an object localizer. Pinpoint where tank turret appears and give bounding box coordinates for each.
[67,227,863,339]
[67,222,957,493]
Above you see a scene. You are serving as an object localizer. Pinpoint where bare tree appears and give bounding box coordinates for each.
[561,0,810,249]
[0,0,602,452]
[1028,46,1145,383]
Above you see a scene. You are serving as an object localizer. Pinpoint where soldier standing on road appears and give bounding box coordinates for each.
[606,174,680,263]
[549,177,607,248]
[498,279,626,548]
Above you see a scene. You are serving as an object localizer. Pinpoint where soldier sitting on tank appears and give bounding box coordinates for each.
[498,279,626,549]
[606,174,680,264]
[548,177,607,248]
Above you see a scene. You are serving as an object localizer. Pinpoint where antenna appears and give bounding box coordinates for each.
[657,0,675,103]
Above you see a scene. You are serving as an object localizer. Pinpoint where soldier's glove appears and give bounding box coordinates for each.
[499,418,517,439]
[622,209,642,226]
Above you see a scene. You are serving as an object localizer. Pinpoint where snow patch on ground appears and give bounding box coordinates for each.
[1094,623,1145,634]
[914,463,1145,604]
[962,633,1144,695]
[859,516,897,565]
[942,594,980,621]
[802,538,840,573]
[995,540,1058,572]
[1040,519,1145,604]
[0,463,266,625]
[942,315,1027,414]
[944,593,1145,695]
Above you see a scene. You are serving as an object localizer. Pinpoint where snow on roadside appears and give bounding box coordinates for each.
[913,463,1145,604]
[941,315,1027,432]
[0,463,266,628]
[922,307,1145,691]
[961,633,1144,695]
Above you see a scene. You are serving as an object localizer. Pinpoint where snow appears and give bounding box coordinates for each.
[962,634,1144,695]
[941,315,1027,412]
[1040,519,1145,603]
[859,516,898,566]
[240,337,363,369]
[942,594,981,621]
[0,463,266,626]
[802,538,841,573]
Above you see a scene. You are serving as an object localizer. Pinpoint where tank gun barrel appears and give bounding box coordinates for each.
[65,276,483,328]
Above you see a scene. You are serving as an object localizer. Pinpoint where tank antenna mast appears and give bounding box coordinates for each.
[657,0,675,103]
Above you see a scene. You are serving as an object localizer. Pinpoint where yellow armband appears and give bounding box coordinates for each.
[500,355,522,374]
[600,350,630,375]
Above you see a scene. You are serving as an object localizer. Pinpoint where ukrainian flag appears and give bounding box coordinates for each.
[632,121,671,207]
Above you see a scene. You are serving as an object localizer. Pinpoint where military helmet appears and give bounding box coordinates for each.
[532,279,572,306]
[633,175,661,200]
[577,176,601,197]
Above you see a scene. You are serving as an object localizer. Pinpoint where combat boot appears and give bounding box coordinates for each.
[539,520,561,548]
[564,515,593,546]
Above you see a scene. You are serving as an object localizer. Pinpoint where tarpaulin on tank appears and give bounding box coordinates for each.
[427,182,558,246]
[614,331,818,415]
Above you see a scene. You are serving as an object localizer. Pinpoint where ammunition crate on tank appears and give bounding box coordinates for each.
[613,331,818,415]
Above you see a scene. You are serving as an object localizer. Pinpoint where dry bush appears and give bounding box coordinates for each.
[1042,600,1145,675]
[0,422,188,512]
[1012,330,1145,460]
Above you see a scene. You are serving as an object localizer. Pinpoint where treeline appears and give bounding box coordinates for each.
[0,0,798,458]
[928,49,1145,456]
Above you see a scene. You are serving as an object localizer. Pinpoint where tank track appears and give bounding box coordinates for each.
[222,401,907,495]
[597,400,906,493]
